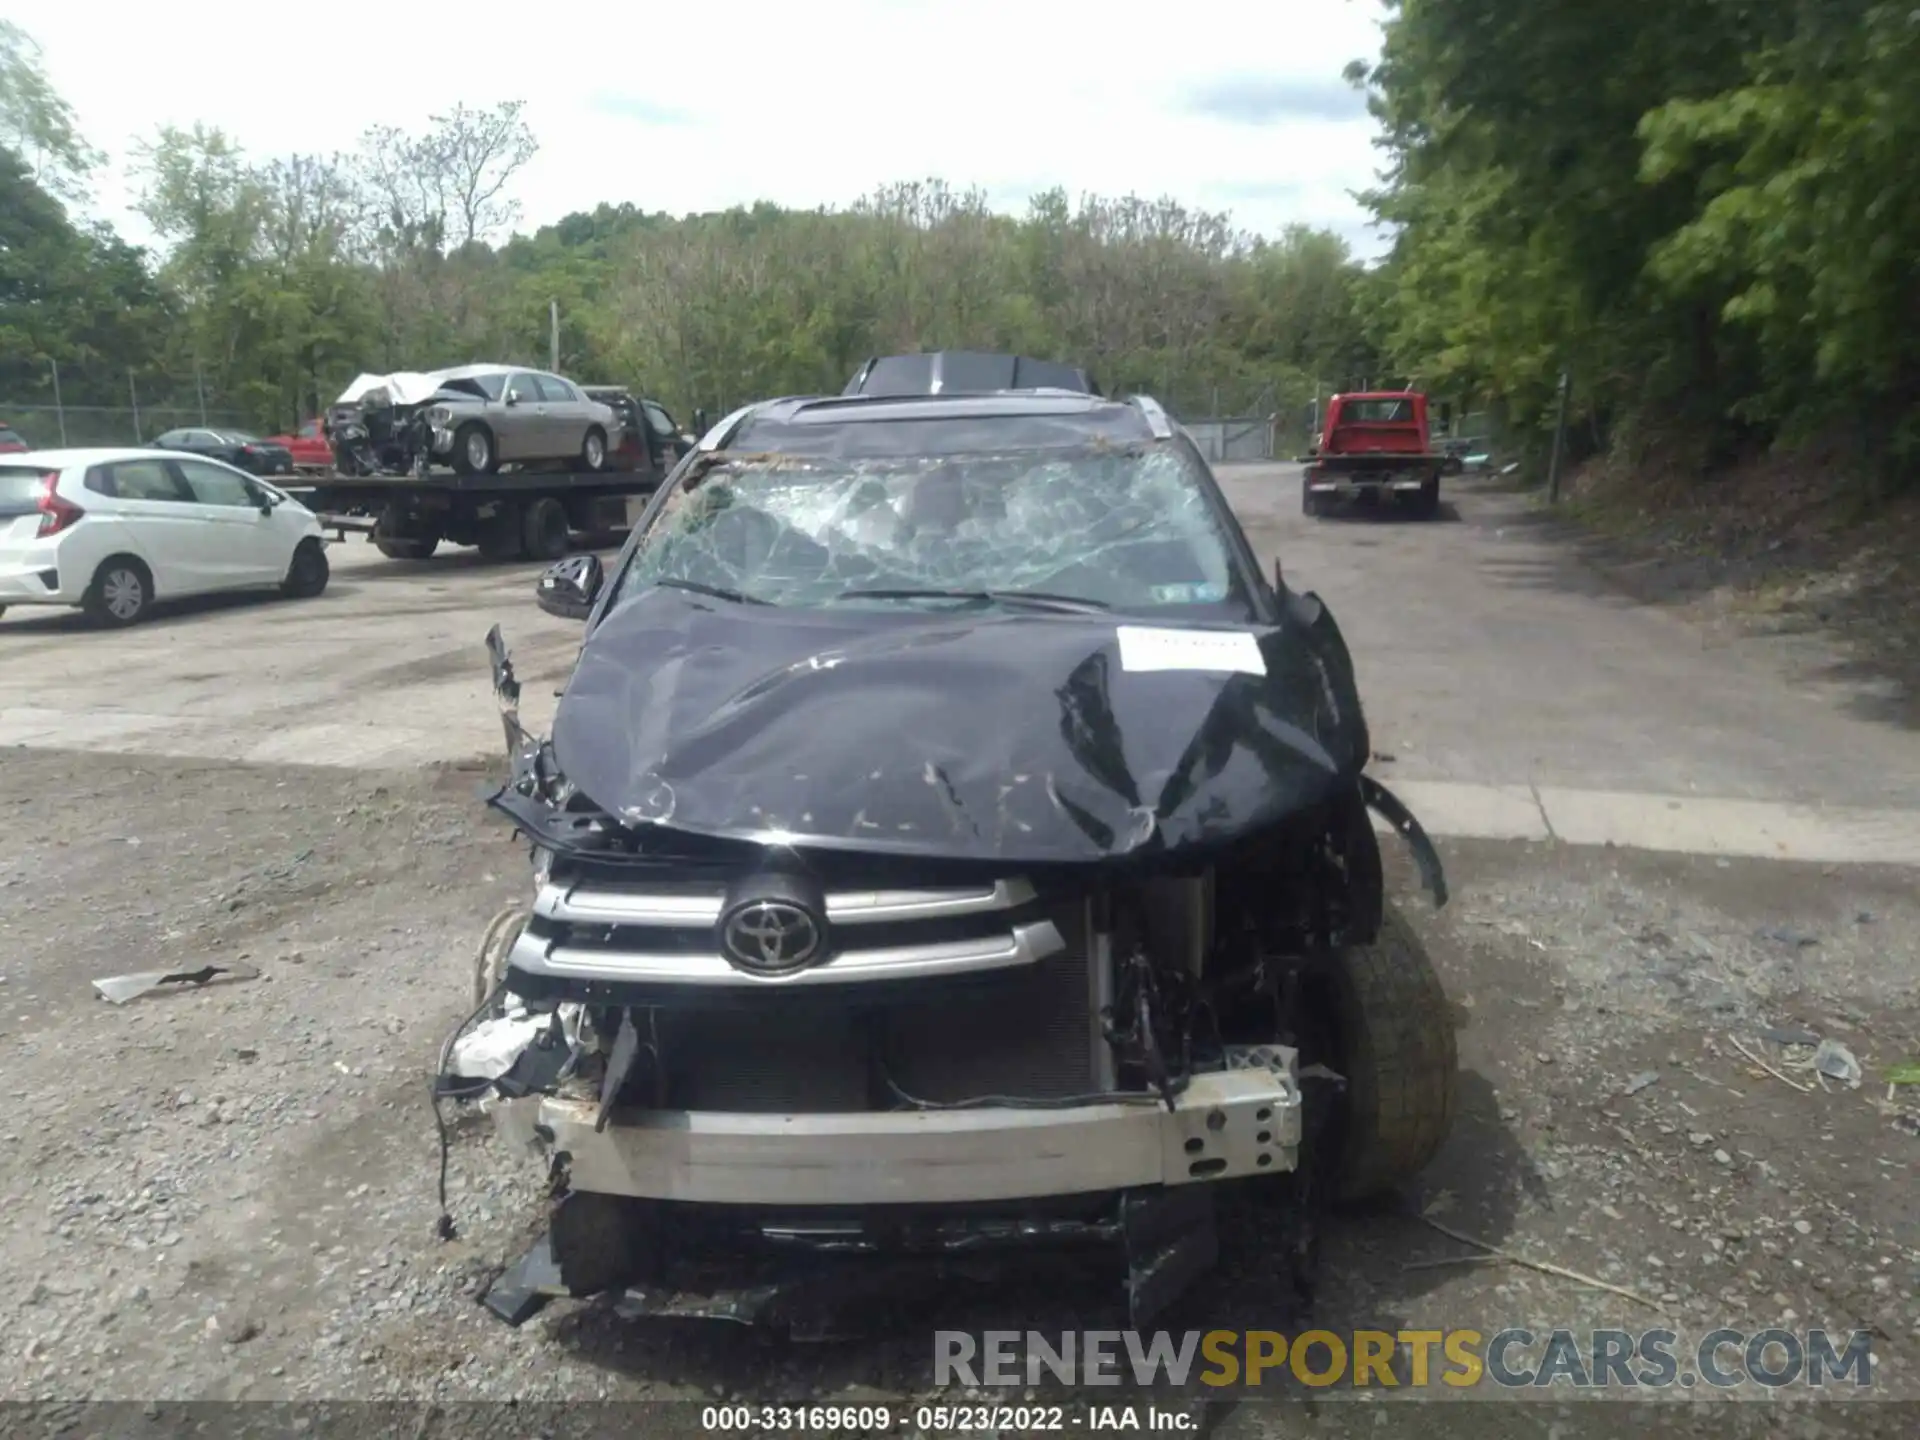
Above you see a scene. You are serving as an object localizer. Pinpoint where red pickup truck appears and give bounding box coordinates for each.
[264,418,334,471]
[1301,390,1447,519]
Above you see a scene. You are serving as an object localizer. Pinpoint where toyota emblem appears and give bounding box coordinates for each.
[719,899,825,974]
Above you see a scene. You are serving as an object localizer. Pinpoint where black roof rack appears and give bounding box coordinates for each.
[842,351,1099,398]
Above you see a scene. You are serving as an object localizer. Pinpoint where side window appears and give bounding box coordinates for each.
[533,374,576,403]
[155,430,186,446]
[641,402,676,438]
[174,459,258,508]
[505,373,539,405]
[299,420,322,439]
[100,459,188,502]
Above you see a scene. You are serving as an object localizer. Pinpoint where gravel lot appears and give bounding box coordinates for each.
[2,476,1917,1435]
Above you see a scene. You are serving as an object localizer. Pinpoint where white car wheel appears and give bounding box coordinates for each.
[85,559,152,626]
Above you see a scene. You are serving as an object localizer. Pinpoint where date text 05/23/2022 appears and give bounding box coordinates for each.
[699,1403,1194,1432]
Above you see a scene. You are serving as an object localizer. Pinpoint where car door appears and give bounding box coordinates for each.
[253,476,313,566]
[85,457,212,594]
[500,371,549,461]
[169,456,284,587]
[535,374,588,457]
[640,401,681,468]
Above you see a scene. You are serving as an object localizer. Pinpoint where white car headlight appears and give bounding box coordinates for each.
[428,405,452,427]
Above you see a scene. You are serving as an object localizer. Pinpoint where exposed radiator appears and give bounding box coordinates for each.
[884,898,1096,1104]
[651,899,1098,1112]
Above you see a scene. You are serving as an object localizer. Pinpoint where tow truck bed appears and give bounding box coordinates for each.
[285,466,664,560]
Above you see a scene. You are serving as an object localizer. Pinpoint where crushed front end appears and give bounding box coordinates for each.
[445,591,1449,1333]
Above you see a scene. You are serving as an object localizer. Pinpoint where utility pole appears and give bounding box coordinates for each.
[550,301,560,372]
[194,361,209,425]
[48,358,67,446]
[1546,369,1572,504]
[128,370,142,443]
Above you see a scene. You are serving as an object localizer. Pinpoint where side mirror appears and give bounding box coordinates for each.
[504,389,522,407]
[535,553,604,621]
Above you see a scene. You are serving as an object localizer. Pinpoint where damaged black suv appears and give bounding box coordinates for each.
[461,386,1457,1330]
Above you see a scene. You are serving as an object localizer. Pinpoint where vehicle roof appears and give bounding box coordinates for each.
[435,362,521,381]
[725,390,1168,457]
[1332,390,1422,400]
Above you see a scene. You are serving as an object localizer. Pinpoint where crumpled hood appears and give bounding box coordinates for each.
[551,587,1371,864]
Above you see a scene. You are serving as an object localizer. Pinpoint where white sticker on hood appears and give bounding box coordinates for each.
[1116,625,1266,676]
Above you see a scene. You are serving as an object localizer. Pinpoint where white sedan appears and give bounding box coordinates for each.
[0,447,330,626]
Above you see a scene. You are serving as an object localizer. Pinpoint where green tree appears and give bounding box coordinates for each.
[0,20,101,201]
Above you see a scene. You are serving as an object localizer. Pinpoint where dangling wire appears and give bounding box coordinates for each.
[435,906,528,1240]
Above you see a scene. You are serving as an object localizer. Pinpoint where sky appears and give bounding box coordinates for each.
[8,0,1392,259]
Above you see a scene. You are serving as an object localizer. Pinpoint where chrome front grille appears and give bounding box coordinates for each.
[508,868,1064,988]
[506,861,1109,1112]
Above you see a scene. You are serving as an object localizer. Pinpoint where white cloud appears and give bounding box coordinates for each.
[8,0,1390,256]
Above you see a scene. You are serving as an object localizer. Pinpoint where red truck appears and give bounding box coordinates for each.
[263,419,334,471]
[1300,390,1447,519]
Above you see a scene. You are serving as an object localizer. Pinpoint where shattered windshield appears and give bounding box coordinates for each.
[612,444,1248,613]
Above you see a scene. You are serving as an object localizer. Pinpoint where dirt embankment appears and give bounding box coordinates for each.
[1530,444,1920,730]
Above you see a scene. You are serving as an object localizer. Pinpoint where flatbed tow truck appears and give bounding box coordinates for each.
[287,391,697,562]
[1300,389,1449,520]
[286,465,661,562]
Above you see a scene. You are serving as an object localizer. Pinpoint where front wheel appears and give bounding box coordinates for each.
[522,497,571,560]
[1328,906,1458,1199]
[453,422,496,476]
[374,505,439,561]
[579,427,608,473]
[281,538,330,598]
[1301,478,1323,518]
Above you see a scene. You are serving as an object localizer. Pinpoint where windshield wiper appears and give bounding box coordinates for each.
[654,577,771,606]
[832,587,1111,615]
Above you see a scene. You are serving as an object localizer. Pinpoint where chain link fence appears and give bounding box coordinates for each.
[4,366,1480,463]
[0,404,256,450]
[0,362,258,449]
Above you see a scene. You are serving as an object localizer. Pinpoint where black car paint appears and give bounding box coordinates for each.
[549,583,1368,865]
[508,394,1398,875]
[154,432,294,476]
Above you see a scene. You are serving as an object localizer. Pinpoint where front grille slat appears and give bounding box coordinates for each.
[511,863,1061,988]
[537,877,1038,927]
